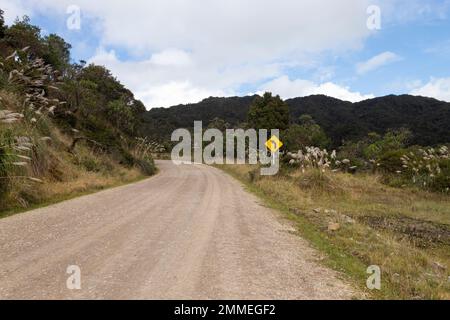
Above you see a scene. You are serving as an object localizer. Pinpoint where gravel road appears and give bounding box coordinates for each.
[0,160,356,299]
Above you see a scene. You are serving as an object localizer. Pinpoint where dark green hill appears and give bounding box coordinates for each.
[142,94,450,147]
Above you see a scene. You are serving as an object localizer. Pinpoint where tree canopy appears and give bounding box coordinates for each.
[284,115,331,150]
[247,92,290,131]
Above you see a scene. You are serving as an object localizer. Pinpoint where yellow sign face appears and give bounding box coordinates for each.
[265,135,283,153]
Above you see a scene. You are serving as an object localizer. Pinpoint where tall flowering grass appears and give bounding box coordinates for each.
[0,47,62,197]
[286,146,355,173]
[134,137,166,159]
[130,137,160,175]
[399,146,449,192]
[3,47,63,123]
[0,109,24,124]
[0,133,43,198]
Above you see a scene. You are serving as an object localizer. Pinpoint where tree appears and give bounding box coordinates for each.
[5,16,44,58]
[337,128,412,169]
[43,34,72,72]
[0,9,6,38]
[107,99,137,134]
[364,128,412,160]
[207,117,230,131]
[247,92,289,131]
[284,115,331,150]
[80,64,125,102]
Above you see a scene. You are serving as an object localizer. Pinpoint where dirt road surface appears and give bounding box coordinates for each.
[0,160,357,299]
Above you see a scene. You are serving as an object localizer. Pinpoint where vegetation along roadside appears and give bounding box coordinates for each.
[0,12,161,216]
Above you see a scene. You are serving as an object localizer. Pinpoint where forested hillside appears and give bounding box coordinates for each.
[0,11,155,212]
[142,95,257,141]
[143,94,450,147]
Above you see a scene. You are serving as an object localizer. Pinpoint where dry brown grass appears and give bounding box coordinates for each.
[35,167,141,201]
[1,143,144,215]
[1,90,148,214]
[219,164,450,299]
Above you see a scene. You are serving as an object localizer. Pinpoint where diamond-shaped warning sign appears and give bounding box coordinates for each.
[265,135,283,153]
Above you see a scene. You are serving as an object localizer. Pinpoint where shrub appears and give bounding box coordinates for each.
[248,167,261,183]
[284,115,331,150]
[295,168,345,195]
[80,156,101,172]
[0,145,10,196]
[135,157,156,176]
[0,126,36,201]
[429,159,450,193]
[378,149,407,174]
[363,128,411,160]
[381,146,450,193]
[285,146,358,173]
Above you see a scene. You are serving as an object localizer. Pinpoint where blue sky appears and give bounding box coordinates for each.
[1,0,449,108]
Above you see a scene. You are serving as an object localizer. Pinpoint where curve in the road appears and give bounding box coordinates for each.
[0,160,357,299]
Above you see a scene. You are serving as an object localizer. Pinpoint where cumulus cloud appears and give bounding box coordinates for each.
[377,0,450,24]
[3,0,377,107]
[4,0,440,108]
[149,49,193,67]
[29,0,372,62]
[135,82,230,108]
[88,48,237,108]
[0,0,29,24]
[410,77,450,102]
[257,76,374,102]
[356,51,401,75]
[425,40,450,56]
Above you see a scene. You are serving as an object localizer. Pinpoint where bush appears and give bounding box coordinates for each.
[80,156,101,172]
[135,157,156,176]
[72,146,115,174]
[284,115,331,150]
[429,159,450,193]
[0,126,28,196]
[378,149,407,174]
[248,167,261,183]
[379,146,450,193]
[296,168,344,195]
[0,146,10,196]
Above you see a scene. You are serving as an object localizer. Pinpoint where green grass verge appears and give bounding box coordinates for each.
[0,170,158,220]
[216,164,422,300]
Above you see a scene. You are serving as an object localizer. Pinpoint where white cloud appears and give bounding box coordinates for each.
[3,0,438,108]
[425,40,450,56]
[2,0,377,108]
[257,76,374,102]
[0,0,29,24]
[356,51,401,75]
[88,48,236,108]
[377,0,450,24]
[313,66,336,82]
[63,0,371,62]
[135,82,230,108]
[410,77,450,102]
[149,49,193,67]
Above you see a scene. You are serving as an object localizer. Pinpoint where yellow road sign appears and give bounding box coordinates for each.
[265,135,283,153]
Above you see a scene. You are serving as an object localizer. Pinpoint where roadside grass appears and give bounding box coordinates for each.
[217,164,450,300]
[0,163,153,220]
[152,152,172,160]
[1,90,157,218]
[0,130,154,218]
